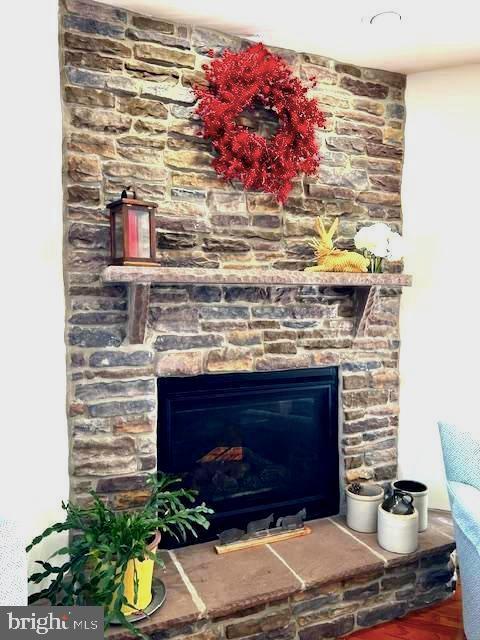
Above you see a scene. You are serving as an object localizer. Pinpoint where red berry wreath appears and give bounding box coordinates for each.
[195,43,325,203]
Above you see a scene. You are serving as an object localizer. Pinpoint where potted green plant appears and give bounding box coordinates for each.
[27,473,213,637]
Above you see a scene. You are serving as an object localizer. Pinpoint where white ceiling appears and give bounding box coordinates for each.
[99,0,480,74]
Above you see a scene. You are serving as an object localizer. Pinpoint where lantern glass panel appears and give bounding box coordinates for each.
[126,207,151,259]
[114,210,124,259]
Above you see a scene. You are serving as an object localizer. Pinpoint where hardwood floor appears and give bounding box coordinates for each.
[350,587,464,639]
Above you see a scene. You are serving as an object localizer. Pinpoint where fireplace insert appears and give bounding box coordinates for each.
[157,367,339,546]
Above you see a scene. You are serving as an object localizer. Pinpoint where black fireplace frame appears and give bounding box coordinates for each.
[157,367,339,545]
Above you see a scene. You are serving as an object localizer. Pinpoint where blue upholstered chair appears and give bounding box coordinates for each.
[438,422,480,640]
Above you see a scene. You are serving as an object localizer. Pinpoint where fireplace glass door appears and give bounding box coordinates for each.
[157,367,339,545]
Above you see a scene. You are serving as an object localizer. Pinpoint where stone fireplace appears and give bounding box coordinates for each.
[60,1,456,637]
[64,0,406,500]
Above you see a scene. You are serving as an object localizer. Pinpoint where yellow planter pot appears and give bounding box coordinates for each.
[121,531,161,615]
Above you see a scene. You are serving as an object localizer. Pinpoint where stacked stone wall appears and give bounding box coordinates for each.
[60,0,406,506]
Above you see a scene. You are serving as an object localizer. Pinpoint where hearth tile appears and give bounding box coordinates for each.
[269,518,384,589]
[330,512,455,569]
[173,539,302,618]
[429,509,455,538]
[106,551,202,640]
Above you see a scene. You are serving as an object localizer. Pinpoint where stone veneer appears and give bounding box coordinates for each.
[60,0,407,507]
[106,513,456,640]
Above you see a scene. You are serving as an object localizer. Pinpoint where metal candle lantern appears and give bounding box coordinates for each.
[107,188,157,266]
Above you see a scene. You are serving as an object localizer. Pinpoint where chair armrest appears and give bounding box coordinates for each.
[438,422,480,491]
[450,481,480,551]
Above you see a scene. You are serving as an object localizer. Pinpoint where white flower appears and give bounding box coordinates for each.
[354,224,405,260]
[354,226,377,252]
[354,226,371,251]
[372,242,389,258]
[354,223,391,255]
[386,231,404,261]
[370,222,391,237]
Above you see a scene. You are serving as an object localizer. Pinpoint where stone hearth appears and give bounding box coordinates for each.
[107,511,455,640]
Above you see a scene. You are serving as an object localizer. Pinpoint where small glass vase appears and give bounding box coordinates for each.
[367,254,384,273]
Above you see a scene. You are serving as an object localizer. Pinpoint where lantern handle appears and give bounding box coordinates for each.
[121,186,136,200]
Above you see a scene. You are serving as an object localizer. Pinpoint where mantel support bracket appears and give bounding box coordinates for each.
[353,285,378,338]
[128,283,150,344]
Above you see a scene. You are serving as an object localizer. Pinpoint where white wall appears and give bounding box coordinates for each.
[1,0,69,593]
[400,64,480,509]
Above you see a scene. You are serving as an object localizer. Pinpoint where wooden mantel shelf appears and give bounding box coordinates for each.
[102,266,412,344]
[103,266,412,288]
